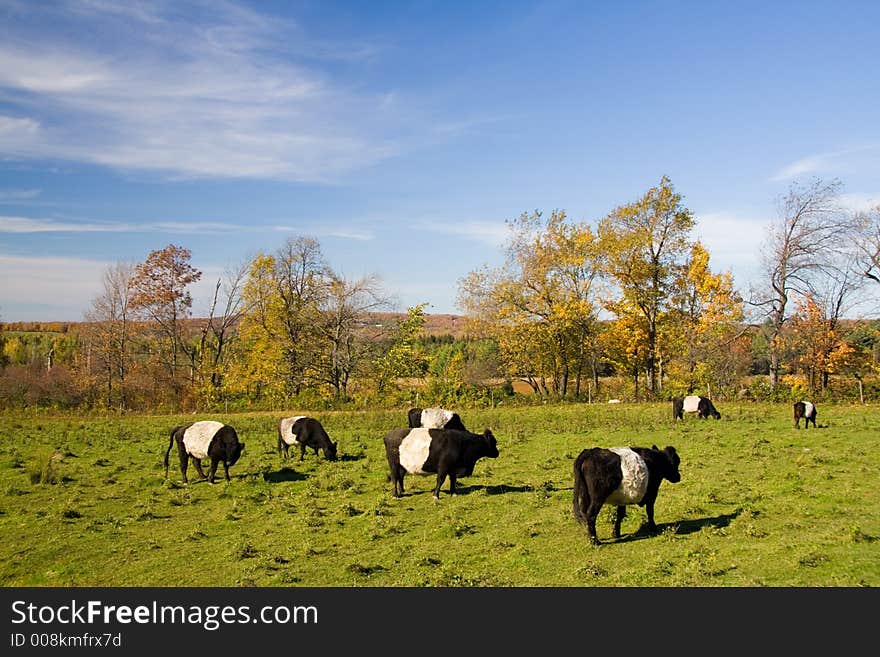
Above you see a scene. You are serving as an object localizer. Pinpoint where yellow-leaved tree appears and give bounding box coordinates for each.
[457,209,602,398]
[665,241,744,395]
[597,176,695,397]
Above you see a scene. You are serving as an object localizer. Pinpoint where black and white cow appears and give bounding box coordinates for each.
[407,407,468,432]
[672,395,721,420]
[277,416,338,461]
[793,401,817,429]
[573,444,681,545]
[384,427,499,499]
[164,421,245,484]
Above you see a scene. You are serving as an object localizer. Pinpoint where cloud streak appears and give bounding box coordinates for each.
[770,145,880,182]
[416,220,509,248]
[0,0,403,181]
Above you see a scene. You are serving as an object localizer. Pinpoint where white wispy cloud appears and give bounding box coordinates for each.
[0,0,403,181]
[324,229,374,241]
[417,220,509,248]
[770,145,880,182]
[0,215,248,233]
[0,214,379,241]
[0,188,40,201]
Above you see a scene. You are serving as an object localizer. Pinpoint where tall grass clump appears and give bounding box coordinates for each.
[27,448,60,485]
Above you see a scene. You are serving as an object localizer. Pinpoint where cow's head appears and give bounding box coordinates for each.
[482,429,500,458]
[653,444,680,483]
[324,441,338,461]
[226,439,244,467]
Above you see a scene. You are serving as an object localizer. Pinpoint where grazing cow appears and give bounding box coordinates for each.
[164,421,245,484]
[277,416,338,461]
[672,395,721,420]
[384,427,499,499]
[793,401,817,429]
[407,407,468,432]
[573,444,681,545]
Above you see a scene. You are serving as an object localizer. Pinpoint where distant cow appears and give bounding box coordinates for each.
[407,407,468,432]
[793,401,817,429]
[673,395,721,420]
[277,416,338,461]
[573,444,681,545]
[384,427,499,499]
[164,421,245,484]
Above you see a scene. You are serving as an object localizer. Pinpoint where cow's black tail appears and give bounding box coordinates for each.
[572,449,591,524]
[164,427,176,479]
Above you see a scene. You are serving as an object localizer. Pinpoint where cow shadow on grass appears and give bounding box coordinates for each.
[391,483,534,498]
[611,509,742,544]
[431,483,536,497]
[262,467,309,484]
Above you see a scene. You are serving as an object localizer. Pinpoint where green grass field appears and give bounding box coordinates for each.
[0,402,877,587]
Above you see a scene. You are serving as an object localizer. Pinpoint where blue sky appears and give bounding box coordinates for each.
[1,0,879,322]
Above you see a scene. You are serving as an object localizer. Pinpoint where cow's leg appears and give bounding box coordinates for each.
[448,473,458,497]
[644,501,657,533]
[612,505,627,539]
[433,469,448,500]
[299,444,306,461]
[178,447,190,484]
[192,457,208,481]
[208,458,220,484]
[393,466,405,498]
[585,499,604,545]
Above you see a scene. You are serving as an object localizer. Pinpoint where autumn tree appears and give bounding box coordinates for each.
[457,210,602,398]
[231,253,286,401]
[234,238,331,399]
[198,260,248,393]
[597,176,695,396]
[787,296,854,394]
[665,241,744,394]
[751,178,848,390]
[841,321,880,403]
[82,262,136,409]
[318,273,392,398]
[374,303,430,393]
[129,244,202,394]
[601,308,651,400]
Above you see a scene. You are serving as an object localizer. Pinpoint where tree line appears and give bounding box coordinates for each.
[2,176,879,411]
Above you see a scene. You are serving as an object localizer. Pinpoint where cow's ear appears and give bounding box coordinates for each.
[652,444,660,451]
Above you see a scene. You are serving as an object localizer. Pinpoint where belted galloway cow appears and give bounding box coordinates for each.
[672,395,721,420]
[384,427,499,499]
[573,444,681,545]
[164,421,245,484]
[793,401,817,429]
[277,416,338,461]
[407,407,468,432]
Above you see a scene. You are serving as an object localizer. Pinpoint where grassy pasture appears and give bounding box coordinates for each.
[0,402,877,587]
